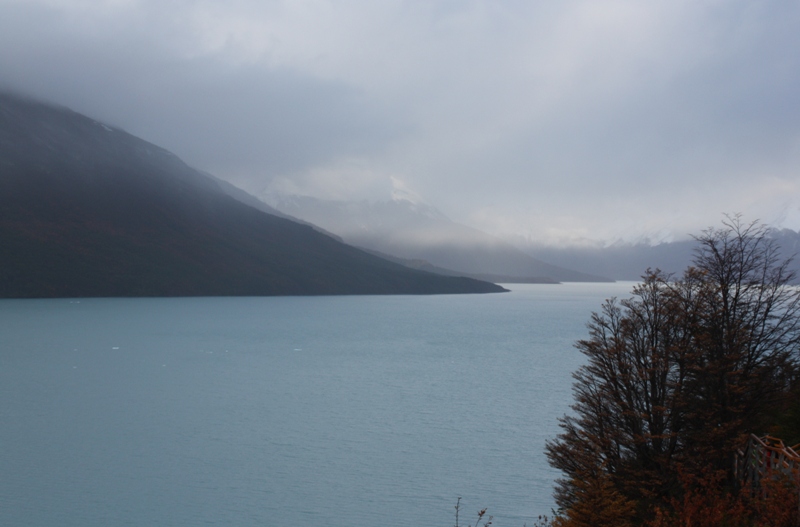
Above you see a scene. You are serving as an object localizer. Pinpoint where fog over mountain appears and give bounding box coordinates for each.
[1,1,798,246]
[0,92,506,297]
[265,192,610,283]
[511,228,800,281]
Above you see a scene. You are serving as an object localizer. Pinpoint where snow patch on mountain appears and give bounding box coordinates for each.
[765,202,800,232]
[389,177,449,221]
[390,176,424,204]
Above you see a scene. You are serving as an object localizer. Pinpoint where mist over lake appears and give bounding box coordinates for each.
[0,283,635,526]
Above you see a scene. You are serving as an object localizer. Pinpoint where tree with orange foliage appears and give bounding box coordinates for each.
[546,216,800,525]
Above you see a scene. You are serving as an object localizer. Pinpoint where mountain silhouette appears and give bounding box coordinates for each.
[0,93,506,298]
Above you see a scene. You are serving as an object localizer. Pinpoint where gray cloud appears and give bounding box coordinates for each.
[0,1,406,186]
[1,0,799,244]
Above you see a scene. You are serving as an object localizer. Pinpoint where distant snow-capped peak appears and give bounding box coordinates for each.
[764,202,800,232]
[388,177,451,220]
[389,176,426,204]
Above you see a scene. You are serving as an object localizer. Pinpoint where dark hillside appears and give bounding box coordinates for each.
[0,93,506,297]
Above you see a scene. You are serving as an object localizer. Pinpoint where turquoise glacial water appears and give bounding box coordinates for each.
[0,282,635,526]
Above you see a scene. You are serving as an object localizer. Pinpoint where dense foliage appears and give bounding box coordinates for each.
[545,217,800,526]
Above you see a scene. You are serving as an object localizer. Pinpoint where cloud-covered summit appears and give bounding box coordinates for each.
[2,0,799,245]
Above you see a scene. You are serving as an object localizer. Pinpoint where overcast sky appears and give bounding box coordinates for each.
[2,0,799,245]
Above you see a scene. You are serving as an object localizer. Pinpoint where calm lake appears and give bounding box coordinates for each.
[0,282,636,526]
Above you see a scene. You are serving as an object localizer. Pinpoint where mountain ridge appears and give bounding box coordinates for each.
[0,92,507,297]
[517,228,800,282]
[264,193,612,283]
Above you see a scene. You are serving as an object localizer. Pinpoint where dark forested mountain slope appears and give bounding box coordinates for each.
[0,93,505,297]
